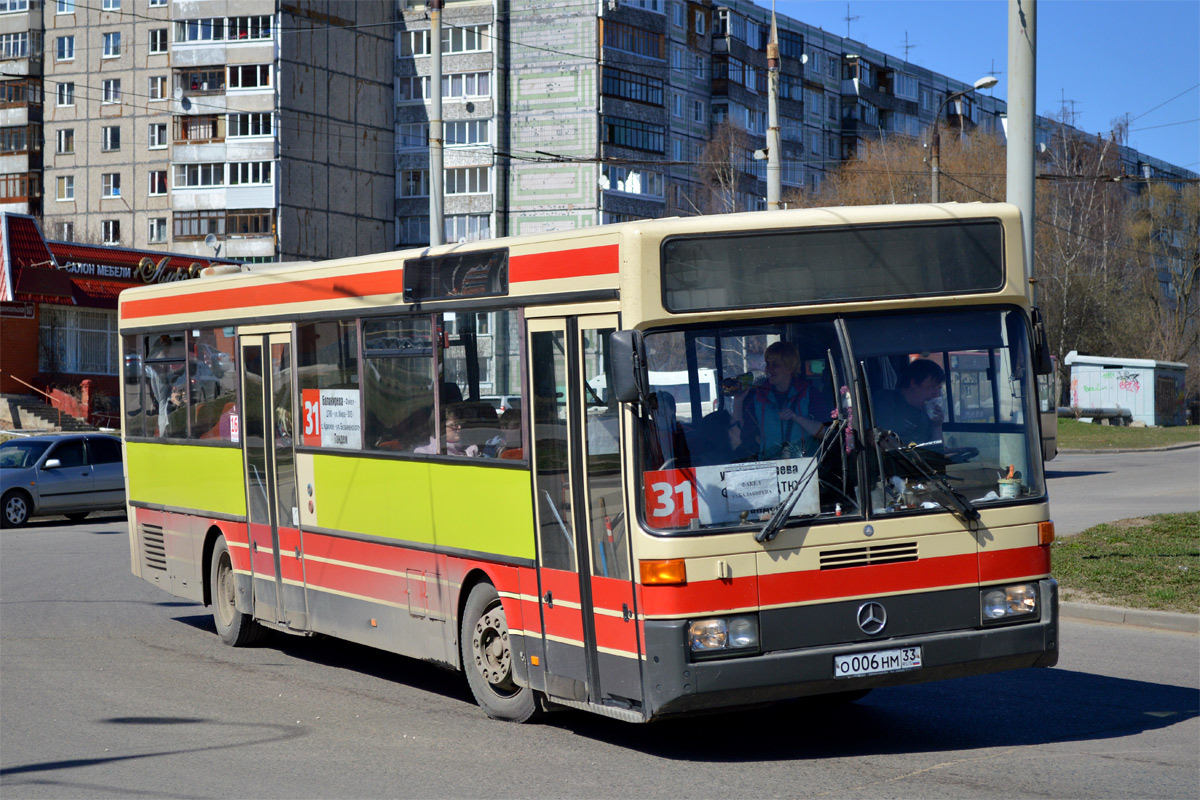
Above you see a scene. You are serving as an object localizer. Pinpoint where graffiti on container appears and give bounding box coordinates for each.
[1115,370,1140,393]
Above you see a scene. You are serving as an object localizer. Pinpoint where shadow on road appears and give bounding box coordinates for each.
[1045,469,1111,479]
[550,666,1198,760]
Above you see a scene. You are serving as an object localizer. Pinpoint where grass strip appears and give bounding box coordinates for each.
[1053,512,1199,614]
[1057,418,1200,450]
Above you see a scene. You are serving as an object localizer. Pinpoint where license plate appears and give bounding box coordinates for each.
[834,646,922,678]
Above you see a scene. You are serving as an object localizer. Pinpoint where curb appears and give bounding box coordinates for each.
[1057,442,1200,454]
[1060,601,1199,633]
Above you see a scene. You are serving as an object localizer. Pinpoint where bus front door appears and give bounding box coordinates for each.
[528,315,642,711]
[239,331,307,630]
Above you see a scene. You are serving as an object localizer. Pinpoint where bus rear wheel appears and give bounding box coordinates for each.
[209,534,263,647]
[461,582,537,722]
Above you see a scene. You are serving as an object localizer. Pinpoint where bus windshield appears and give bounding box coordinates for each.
[638,306,1044,532]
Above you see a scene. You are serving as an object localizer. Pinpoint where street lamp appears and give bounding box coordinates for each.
[931,75,999,203]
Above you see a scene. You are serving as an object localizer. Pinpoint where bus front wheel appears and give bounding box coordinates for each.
[209,534,263,647]
[461,582,537,722]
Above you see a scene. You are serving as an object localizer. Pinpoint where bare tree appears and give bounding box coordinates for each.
[699,119,752,214]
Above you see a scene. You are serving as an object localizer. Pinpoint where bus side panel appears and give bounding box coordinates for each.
[125,442,247,516]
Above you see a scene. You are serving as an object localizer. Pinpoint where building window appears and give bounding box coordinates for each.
[601,66,664,106]
[0,79,40,107]
[144,76,165,101]
[102,79,121,104]
[102,32,121,58]
[173,209,223,239]
[39,307,119,375]
[603,117,665,153]
[227,209,274,237]
[102,0,120,9]
[603,20,664,60]
[148,170,167,195]
[227,16,272,41]
[399,215,429,246]
[400,24,491,57]
[173,163,224,188]
[694,10,706,35]
[55,36,74,61]
[56,128,74,154]
[101,126,120,151]
[58,221,73,239]
[177,69,224,94]
[400,169,428,197]
[148,217,167,243]
[228,64,271,90]
[445,119,489,146]
[148,0,164,6]
[672,93,682,117]
[149,29,167,54]
[444,214,490,243]
[102,220,120,245]
[600,166,664,198]
[174,115,222,142]
[397,122,427,149]
[227,112,272,137]
[0,32,29,59]
[0,126,29,153]
[693,100,703,123]
[0,0,30,10]
[228,161,272,185]
[175,18,224,43]
[444,166,489,195]
[441,71,490,100]
[55,175,74,200]
[673,1,685,26]
[147,122,167,148]
[101,173,121,198]
[55,0,74,12]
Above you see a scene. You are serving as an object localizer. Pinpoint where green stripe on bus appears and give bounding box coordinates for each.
[126,442,247,515]
[312,456,535,560]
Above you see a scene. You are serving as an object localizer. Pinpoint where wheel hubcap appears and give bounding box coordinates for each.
[5,497,26,524]
[215,553,235,626]
[472,602,516,694]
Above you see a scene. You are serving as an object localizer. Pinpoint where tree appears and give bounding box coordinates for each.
[697,119,752,214]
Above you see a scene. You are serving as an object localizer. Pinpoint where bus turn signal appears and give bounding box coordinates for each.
[1038,521,1055,545]
[640,559,687,585]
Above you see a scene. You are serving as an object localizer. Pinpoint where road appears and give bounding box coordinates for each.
[1046,446,1199,534]
[1,448,1197,799]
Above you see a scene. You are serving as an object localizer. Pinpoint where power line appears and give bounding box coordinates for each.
[1130,83,1200,122]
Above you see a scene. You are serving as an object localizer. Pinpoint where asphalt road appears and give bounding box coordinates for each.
[1045,446,1200,534]
[1,448,1197,799]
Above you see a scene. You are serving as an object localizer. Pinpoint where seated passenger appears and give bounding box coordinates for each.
[413,403,483,457]
[692,409,753,465]
[872,358,945,446]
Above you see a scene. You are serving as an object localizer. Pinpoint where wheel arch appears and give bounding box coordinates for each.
[200,524,227,607]
[454,567,496,671]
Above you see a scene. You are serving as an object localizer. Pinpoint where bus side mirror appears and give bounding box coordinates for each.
[609,330,649,405]
[1031,308,1053,375]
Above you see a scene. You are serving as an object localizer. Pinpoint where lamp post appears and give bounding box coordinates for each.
[931,75,998,203]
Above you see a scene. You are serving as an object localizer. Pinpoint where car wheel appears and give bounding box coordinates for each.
[64,512,89,523]
[460,582,538,722]
[209,534,264,647]
[2,490,30,528]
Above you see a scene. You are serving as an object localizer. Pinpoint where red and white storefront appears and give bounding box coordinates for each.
[1,212,240,415]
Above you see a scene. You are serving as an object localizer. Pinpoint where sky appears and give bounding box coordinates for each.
[774,0,1200,171]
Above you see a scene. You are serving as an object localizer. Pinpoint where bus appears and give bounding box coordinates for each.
[119,203,1059,723]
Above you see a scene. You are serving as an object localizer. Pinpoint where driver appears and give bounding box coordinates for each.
[873,358,945,446]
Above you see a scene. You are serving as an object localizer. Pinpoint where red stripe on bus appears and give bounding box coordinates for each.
[121,268,405,319]
[590,574,635,612]
[509,244,618,283]
[539,568,582,605]
[979,545,1051,583]
[640,573,760,617]
[592,610,639,654]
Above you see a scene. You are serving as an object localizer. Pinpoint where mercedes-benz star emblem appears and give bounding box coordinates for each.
[857,601,887,635]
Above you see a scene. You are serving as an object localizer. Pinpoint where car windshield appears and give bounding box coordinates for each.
[0,440,52,469]
[636,306,1044,533]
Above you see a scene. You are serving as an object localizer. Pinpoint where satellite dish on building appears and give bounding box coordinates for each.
[173,86,183,100]
[204,233,222,259]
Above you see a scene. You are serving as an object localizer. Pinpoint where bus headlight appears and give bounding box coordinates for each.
[981,583,1039,623]
[688,615,759,659]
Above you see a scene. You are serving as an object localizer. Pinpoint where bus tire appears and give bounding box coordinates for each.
[209,534,263,647]
[2,490,30,528]
[461,582,537,722]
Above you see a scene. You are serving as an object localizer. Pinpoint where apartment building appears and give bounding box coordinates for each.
[0,0,42,216]
[27,0,393,262]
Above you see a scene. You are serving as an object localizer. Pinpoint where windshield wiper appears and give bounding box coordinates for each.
[872,430,980,524]
[756,419,845,543]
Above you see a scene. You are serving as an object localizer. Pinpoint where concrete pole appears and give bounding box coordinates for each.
[766,9,781,210]
[429,0,445,246]
[1007,0,1036,302]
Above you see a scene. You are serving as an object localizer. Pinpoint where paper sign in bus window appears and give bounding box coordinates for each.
[644,458,817,529]
[302,388,362,449]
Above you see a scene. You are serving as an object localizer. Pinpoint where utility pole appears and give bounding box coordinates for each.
[1006,0,1037,302]
[766,7,781,210]
[429,0,445,246]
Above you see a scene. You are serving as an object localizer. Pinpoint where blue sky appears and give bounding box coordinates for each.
[775,0,1199,170]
